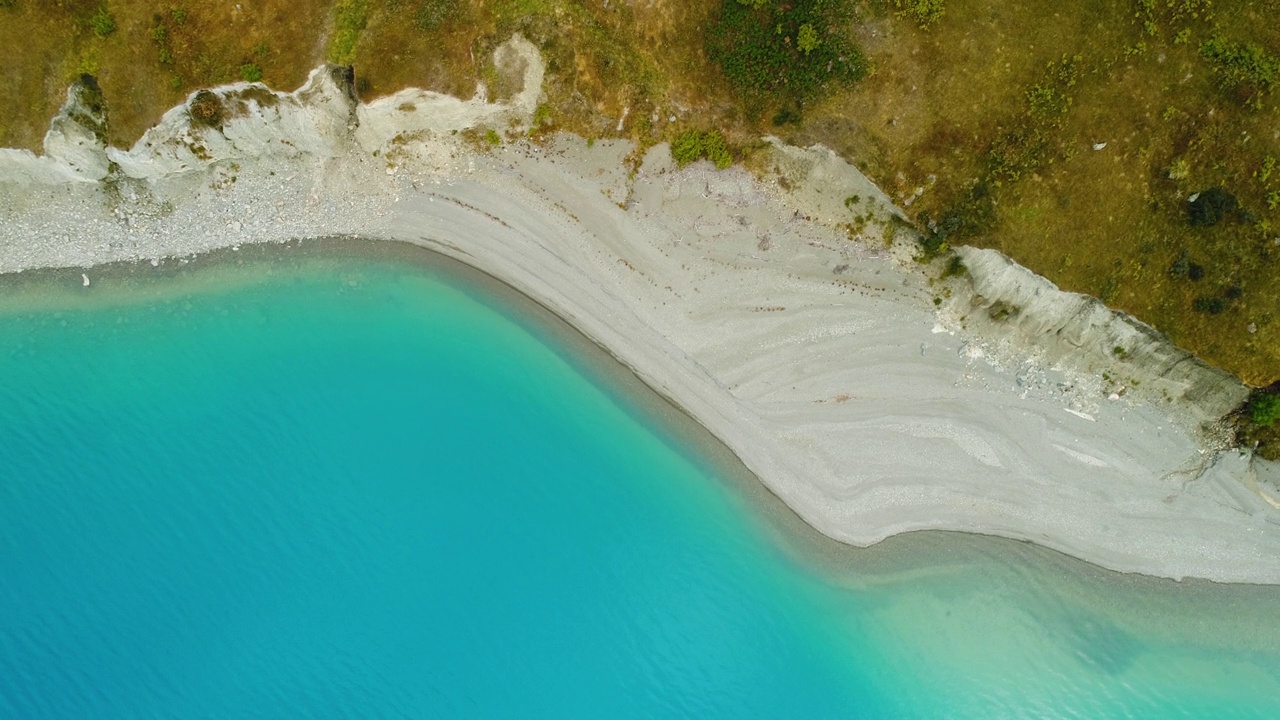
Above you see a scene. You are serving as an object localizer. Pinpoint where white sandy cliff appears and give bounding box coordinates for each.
[2,37,1278,584]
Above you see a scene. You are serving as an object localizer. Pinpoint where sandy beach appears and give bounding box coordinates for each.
[2,37,1279,584]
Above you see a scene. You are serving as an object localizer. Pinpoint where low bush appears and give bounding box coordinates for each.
[1187,186,1238,227]
[240,63,263,83]
[1192,295,1225,314]
[1251,393,1280,428]
[707,0,868,109]
[90,6,117,38]
[893,0,945,29]
[1200,37,1279,108]
[1168,252,1206,281]
[1236,390,1280,460]
[670,130,733,169]
[917,181,997,257]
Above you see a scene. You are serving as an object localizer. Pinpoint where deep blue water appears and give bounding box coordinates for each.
[2,250,1279,718]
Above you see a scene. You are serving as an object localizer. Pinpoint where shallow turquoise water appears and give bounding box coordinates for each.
[1,249,1279,718]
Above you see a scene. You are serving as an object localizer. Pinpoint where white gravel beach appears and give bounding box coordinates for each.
[3,37,1279,584]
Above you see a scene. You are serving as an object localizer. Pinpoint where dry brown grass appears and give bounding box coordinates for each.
[1,1,332,150]
[793,0,1280,385]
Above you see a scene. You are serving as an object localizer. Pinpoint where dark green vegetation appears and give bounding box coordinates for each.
[1199,36,1279,109]
[1250,392,1280,427]
[892,0,944,28]
[671,129,732,168]
[708,0,869,113]
[1237,389,1280,460]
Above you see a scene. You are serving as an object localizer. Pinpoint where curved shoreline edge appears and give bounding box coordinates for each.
[2,38,1279,584]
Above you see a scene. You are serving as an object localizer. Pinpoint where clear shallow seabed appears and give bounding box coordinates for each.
[1,244,1278,718]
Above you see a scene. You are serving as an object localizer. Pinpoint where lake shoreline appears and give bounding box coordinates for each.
[3,37,1279,584]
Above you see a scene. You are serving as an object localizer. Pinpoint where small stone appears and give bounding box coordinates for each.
[1093,142,1107,151]
[1248,322,1258,334]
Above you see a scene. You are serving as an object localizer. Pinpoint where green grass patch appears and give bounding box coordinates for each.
[1200,36,1280,108]
[329,0,369,66]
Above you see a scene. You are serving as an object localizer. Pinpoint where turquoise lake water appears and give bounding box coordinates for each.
[2,245,1279,718]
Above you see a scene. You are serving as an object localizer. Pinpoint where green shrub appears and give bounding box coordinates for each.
[917,182,996,257]
[484,128,501,146]
[796,23,820,55]
[1251,393,1280,428]
[1187,186,1238,227]
[670,130,733,169]
[703,131,732,168]
[708,0,868,108]
[893,0,945,29]
[1200,37,1279,107]
[1192,295,1225,314]
[671,130,706,166]
[90,6,117,38]
[240,63,263,83]
[771,107,801,125]
[940,254,967,278]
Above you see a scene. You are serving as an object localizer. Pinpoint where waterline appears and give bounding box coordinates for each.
[1,243,1278,718]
